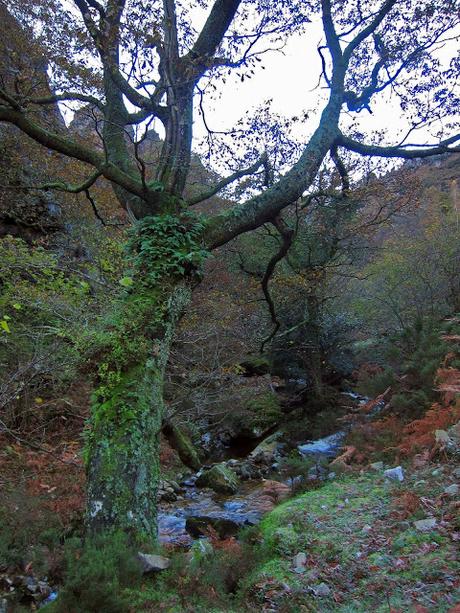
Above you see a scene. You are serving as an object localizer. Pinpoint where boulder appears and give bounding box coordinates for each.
[414,518,437,532]
[249,431,282,465]
[384,466,404,482]
[185,513,258,539]
[444,483,459,496]
[165,424,202,470]
[311,582,331,597]
[196,463,239,495]
[240,356,271,376]
[137,553,170,573]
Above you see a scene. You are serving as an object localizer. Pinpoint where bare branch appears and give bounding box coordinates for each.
[260,216,295,352]
[337,133,460,159]
[188,152,268,205]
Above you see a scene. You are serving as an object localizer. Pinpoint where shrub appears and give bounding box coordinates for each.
[55,532,141,613]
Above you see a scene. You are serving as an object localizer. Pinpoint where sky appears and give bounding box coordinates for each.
[185,13,458,163]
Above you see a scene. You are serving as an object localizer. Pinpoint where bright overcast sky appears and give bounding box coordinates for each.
[186,14,458,157]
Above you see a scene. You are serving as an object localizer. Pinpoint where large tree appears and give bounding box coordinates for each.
[1,0,459,543]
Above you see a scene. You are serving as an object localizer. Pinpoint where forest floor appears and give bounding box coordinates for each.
[1,396,459,612]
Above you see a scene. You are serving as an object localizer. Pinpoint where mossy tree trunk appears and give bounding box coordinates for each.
[85,281,191,544]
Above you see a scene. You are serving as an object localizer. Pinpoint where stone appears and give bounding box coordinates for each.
[444,484,459,496]
[414,518,437,532]
[370,461,384,470]
[137,553,171,573]
[453,467,460,479]
[240,356,271,376]
[384,466,404,482]
[166,424,202,470]
[188,539,214,565]
[249,432,282,465]
[169,480,182,493]
[293,552,307,572]
[185,514,258,539]
[195,463,239,495]
[311,582,331,597]
[361,525,372,534]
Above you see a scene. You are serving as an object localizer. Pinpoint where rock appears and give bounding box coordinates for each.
[188,539,214,565]
[327,472,336,480]
[453,467,460,479]
[195,463,239,495]
[249,431,282,465]
[137,553,171,573]
[299,431,346,458]
[444,484,459,496]
[169,480,182,494]
[293,552,307,571]
[361,525,372,534]
[185,514,258,539]
[165,424,202,471]
[311,582,331,597]
[370,461,384,471]
[263,479,290,498]
[414,518,437,532]
[240,356,271,376]
[384,466,404,482]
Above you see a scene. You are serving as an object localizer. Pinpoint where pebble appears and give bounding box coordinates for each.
[370,461,384,470]
[414,518,437,532]
[312,582,331,597]
[444,484,459,496]
[293,552,307,571]
[384,466,404,482]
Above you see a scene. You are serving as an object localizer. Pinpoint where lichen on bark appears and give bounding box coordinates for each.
[85,280,191,544]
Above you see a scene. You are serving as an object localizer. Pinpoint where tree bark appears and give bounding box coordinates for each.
[85,281,191,543]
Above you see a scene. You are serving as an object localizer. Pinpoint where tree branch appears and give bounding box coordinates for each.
[336,133,460,159]
[0,107,159,204]
[188,153,267,205]
[260,216,295,352]
[343,0,398,62]
[186,0,241,73]
[30,92,104,111]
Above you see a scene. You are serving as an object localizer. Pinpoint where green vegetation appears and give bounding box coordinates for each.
[45,532,142,613]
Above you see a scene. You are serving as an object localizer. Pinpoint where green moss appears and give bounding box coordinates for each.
[195,463,240,494]
[167,424,202,470]
[241,472,460,611]
[240,391,282,436]
[84,281,191,543]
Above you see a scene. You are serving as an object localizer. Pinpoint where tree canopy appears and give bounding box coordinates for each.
[0,0,459,246]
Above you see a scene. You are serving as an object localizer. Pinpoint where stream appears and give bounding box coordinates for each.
[158,390,386,547]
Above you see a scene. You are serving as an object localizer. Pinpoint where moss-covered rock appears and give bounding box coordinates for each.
[240,356,271,376]
[164,423,202,471]
[195,463,240,495]
[240,392,282,438]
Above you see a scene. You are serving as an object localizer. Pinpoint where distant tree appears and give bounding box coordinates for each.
[0,0,459,543]
[234,161,419,402]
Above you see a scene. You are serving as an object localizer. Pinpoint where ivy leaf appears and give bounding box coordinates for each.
[1,319,11,333]
[119,276,134,288]
[12,303,22,310]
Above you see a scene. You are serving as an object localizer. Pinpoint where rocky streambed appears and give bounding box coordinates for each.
[157,390,388,548]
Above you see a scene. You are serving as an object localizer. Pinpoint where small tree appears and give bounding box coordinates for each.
[0,0,459,543]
